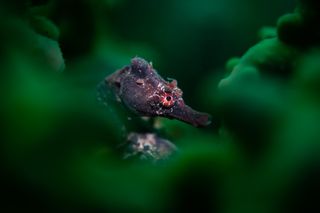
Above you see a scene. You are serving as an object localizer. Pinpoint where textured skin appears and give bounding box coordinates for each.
[124,132,177,161]
[104,57,211,127]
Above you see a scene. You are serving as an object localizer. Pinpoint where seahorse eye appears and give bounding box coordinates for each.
[161,93,175,108]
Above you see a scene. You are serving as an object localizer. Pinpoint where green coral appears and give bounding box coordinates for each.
[217,1,320,211]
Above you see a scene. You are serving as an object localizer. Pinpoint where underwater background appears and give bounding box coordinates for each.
[1,0,319,212]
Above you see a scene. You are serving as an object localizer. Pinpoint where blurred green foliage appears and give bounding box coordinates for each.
[2,0,320,212]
